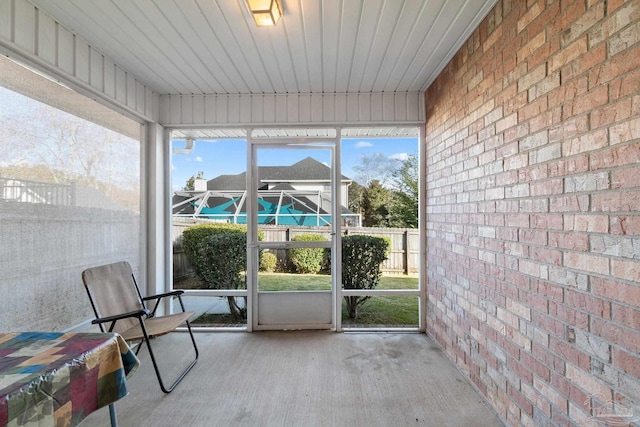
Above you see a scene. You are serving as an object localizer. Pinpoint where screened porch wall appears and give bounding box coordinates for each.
[0,0,427,333]
[0,0,154,331]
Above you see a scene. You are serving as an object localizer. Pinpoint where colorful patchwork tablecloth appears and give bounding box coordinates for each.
[0,332,139,427]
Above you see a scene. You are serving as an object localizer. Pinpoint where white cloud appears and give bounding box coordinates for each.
[194,156,203,162]
[354,141,373,148]
[390,152,409,161]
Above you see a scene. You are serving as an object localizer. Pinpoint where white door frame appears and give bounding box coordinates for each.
[246,132,342,331]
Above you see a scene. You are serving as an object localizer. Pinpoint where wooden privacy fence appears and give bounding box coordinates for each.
[172,220,419,280]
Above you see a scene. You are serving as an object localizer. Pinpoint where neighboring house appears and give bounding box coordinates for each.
[208,157,351,209]
[173,157,359,226]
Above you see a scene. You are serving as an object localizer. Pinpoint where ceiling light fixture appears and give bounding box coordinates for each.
[246,0,283,27]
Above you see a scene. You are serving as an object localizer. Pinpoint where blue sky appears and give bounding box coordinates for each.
[171,137,418,191]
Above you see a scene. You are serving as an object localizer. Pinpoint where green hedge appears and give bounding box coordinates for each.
[259,251,277,272]
[182,223,265,279]
[182,223,264,319]
[290,234,327,274]
[184,232,244,289]
[342,235,389,320]
[182,223,251,255]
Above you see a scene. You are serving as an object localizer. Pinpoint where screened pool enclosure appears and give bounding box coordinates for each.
[173,189,359,227]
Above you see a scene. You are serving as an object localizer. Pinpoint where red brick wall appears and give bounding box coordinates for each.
[425,0,640,425]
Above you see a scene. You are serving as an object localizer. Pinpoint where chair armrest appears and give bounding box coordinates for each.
[92,308,150,325]
[143,290,189,317]
[142,290,185,302]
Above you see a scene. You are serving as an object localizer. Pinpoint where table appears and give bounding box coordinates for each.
[0,332,139,427]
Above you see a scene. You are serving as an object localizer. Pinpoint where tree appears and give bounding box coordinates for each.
[183,171,204,191]
[350,151,420,228]
[352,153,395,187]
[0,100,140,210]
[183,175,195,191]
[389,155,418,228]
[347,181,365,216]
[361,180,393,227]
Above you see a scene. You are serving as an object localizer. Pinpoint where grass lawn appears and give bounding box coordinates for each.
[257,273,418,291]
[341,296,418,327]
[258,273,330,291]
[185,273,420,327]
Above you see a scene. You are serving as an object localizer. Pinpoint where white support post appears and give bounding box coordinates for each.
[246,130,256,332]
[334,129,342,332]
[419,125,427,333]
[145,123,170,312]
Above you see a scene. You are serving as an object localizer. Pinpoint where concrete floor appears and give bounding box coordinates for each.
[81,332,504,427]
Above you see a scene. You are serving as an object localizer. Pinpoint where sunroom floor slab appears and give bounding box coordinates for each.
[81,331,503,427]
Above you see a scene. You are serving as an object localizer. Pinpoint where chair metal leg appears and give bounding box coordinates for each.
[139,318,199,394]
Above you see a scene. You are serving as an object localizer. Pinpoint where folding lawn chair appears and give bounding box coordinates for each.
[82,261,198,393]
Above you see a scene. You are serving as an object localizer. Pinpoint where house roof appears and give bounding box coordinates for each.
[207,157,351,191]
[263,157,327,182]
[207,173,247,191]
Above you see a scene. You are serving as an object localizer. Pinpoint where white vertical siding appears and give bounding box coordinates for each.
[0,0,158,121]
[240,95,252,124]
[286,96,299,123]
[335,94,347,122]
[159,92,425,127]
[263,95,275,124]
[214,96,227,124]
[192,95,205,125]
[14,0,36,53]
[0,1,11,41]
[115,66,126,105]
[103,57,116,99]
[57,26,74,75]
[381,93,393,121]
[37,13,56,65]
[75,38,90,84]
[125,73,136,109]
[299,94,311,123]
[89,48,103,91]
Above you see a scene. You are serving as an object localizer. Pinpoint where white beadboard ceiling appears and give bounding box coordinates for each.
[29,0,497,96]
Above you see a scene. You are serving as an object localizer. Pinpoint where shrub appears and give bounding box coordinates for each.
[183,223,265,279]
[182,223,248,263]
[260,251,277,272]
[290,234,327,274]
[192,232,246,289]
[191,232,247,318]
[182,223,260,319]
[342,235,389,320]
